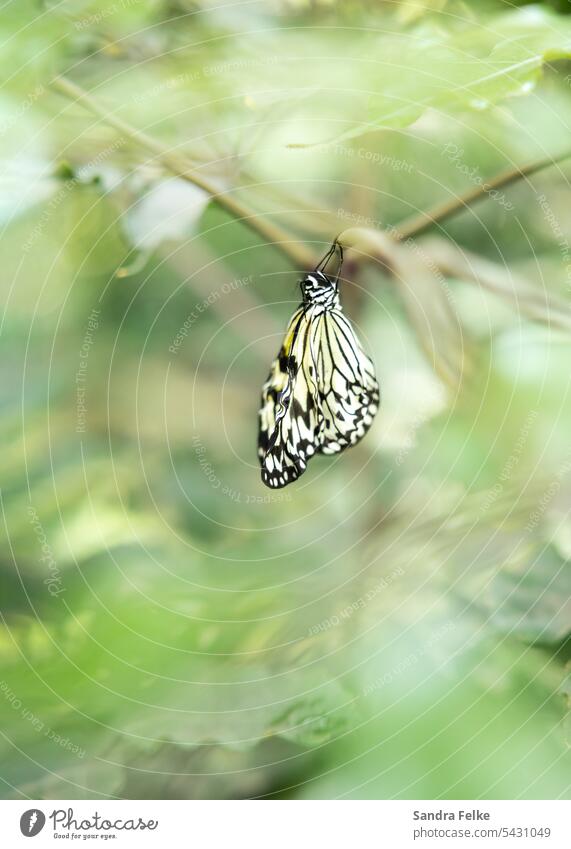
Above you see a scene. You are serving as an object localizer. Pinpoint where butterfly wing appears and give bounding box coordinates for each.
[315,309,379,455]
[258,292,379,488]
[258,307,323,487]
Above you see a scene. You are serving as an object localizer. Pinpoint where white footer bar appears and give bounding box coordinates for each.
[2,799,569,848]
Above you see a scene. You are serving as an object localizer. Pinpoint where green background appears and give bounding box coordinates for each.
[0,0,570,799]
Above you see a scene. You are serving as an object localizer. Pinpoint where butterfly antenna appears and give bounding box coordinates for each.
[333,240,344,281]
[315,242,337,273]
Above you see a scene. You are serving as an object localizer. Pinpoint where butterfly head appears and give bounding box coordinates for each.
[301,271,338,308]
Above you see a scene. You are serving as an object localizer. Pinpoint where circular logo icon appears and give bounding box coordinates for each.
[19,810,46,837]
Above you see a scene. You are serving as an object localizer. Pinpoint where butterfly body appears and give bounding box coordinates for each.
[301,270,340,309]
[258,246,379,489]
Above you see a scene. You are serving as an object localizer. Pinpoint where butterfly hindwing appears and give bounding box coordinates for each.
[257,246,379,488]
[316,310,379,455]
[258,308,322,488]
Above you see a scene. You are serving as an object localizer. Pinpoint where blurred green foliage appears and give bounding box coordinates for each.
[0,0,570,799]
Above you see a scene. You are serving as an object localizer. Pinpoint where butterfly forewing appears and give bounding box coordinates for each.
[258,248,379,488]
[258,308,323,487]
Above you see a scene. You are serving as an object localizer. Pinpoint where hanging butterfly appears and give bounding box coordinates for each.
[258,242,380,488]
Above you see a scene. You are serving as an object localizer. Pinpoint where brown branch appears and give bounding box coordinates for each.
[50,75,315,269]
[393,150,571,241]
[51,76,571,278]
[335,227,468,389]
[423,237,571,334]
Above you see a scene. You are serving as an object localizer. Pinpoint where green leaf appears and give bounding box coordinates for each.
[291,7,571,147]
[124,178,209,254]
[479,545,571,644]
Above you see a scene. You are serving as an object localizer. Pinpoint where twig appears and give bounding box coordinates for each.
[50,75,316,269]
[424,237,571,333]
[335,227,468,389]
[50,76,571,282]
[393,150,571,241]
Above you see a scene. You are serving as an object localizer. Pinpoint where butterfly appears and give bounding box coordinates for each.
[258,242,380,488]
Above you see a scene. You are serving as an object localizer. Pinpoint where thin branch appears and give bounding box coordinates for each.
[393,150,571,241]
[335,227,468,389]
[50,76,571,274]
[50,75,316,269]
[423,237,571,334]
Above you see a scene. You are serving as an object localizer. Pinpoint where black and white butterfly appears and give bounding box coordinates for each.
[258,242,380,488]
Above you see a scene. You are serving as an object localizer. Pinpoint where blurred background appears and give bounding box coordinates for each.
[1,0,571,799]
